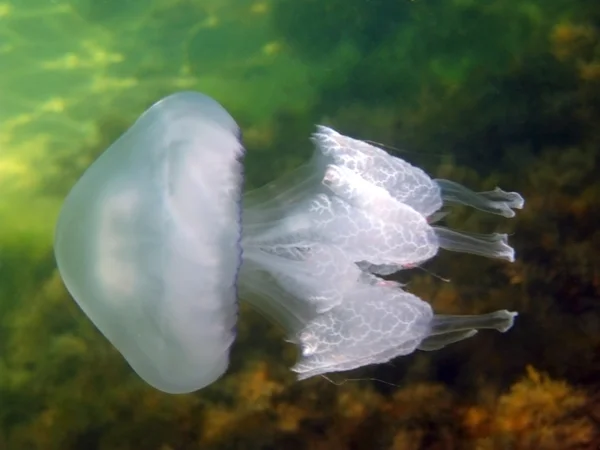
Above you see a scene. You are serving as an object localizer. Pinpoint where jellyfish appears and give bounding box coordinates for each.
[54,91,522,394]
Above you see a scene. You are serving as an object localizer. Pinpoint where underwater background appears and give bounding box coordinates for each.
[1,0,599,448]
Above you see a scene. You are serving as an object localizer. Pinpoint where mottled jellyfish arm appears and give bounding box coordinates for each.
[418,310,518,351]
[292,284,434,380]
[321,163,390,210]
[315,164,440,270]
[312,125,443,217]
[435,178,525,218]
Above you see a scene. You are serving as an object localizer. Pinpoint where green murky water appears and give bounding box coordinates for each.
[1,0,599,448]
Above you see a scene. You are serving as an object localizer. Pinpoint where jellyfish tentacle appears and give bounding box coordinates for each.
[430,310,518,335]
[418,330,479,351]
[433,226,515,262]
[435,178,524,218]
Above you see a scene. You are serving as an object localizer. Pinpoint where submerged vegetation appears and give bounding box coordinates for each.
[0,0,599,448]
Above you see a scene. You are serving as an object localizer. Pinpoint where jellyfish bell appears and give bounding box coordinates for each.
[54,92,244,394]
